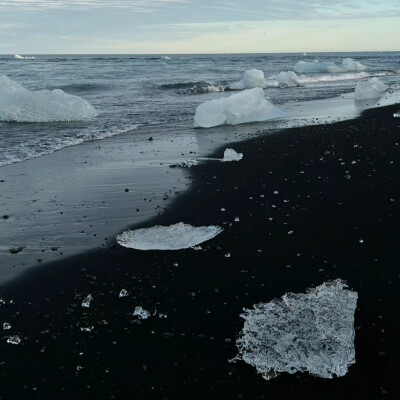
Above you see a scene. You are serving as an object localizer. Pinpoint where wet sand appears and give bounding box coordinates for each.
[0,104,400,399]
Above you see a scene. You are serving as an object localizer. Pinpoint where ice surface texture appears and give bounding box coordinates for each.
[194,88,282,128]
[294,58,366,74]
[116,222,223,250]
[0,75,97,122]
[354,77,388,100]
[235,279,358,380]
[222,148,243,162]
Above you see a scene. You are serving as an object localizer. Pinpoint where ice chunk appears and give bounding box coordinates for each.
[276,71,299,88]
[3,322,11,330]
[234,279,357,380]
[327,58,367,73]
[7,335,21,345]
[80,326,94,332]
[194,88,282,128]
[294,58,366,74]
[394,111,400,118]
[0,75,97,122]
[14,54,24,59]
[81,294,93,308]
[119,289,129,298]
[242,69,266,89]
[222,148,243,162]
[133,306,150,319]
[354,77,388,100]
[229,69,265,90]
[294,60,336,74]
[116,222,223,250]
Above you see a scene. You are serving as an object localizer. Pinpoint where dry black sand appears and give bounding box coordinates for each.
[1,105,400,399]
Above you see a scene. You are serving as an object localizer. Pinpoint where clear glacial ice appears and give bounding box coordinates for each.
[234,279,358,380]
[294,58,366,74]
[222,148,243,162]
[354,77,389,100]
[0,75,97,122]
[116,222,223,250]
[193,88,282,128]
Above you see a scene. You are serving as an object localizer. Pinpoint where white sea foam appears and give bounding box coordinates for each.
[194,88,282,128]
[234,279,358,380]
[0,75,97,122]
[354,77,388,100]
[294,58,366,74]
[222,148,243,162]
[116,222,223,250]
[14,54,35,60]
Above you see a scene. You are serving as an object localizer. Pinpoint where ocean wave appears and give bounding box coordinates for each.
[0,75,97,122]
[14,54,35,60]
[160,81,226,94]
[0,124,139,167]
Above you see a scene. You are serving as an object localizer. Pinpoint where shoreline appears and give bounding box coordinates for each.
[0,104,399,399]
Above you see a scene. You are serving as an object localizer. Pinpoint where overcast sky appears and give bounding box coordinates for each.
[0,0,399,54]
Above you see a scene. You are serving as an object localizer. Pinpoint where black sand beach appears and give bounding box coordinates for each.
[1,104,400,399]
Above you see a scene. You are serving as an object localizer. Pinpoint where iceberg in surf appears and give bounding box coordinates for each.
[116,222,223,250]
[229,69,265,90]
[234,279,357,381]
[276,71,299,88]
[0,75,97,122]
[294,58,366,74]
[222,148,243,162]
[354,77,388,100]
[194,88,282,128]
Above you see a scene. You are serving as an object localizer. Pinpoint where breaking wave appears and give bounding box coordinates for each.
[160,81,226,94]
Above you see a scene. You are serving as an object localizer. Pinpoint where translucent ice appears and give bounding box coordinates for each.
[276,71,299,88]
[294,58,366,74]
[133,306,150,319]
[119,289,129,298]
[222,148,243,162]
[234,279,358,380]
[394,112,400,118]
[116,223,223,250]
[0,75,97,122]
[194,88,282,128]
[354,78,388,100]
[242,69,266,89]
[294,60,336,74]
[3,322,11,330]
[81,294,93,308]
[7,335,21,345]
[229,69,266,90]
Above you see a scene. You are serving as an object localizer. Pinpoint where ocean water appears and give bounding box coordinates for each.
[0,52,400,166]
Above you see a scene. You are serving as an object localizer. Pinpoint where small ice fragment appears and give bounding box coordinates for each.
[80,326,94,332]
[235,217,240,222]
[225,253,231,258]
[176,159,199,168]
[7,335,21,345]
[119,289,129,298]
[116,223,223,250]
[133,306,150,320]
[234,279,358,380]
[222,148,243,162]
[81,294,93,308]
[344,174,351,180]
[192,245,203,251]
[76,365,84,371]
[359,238,364,244]
[394,112,400,118]
[3,322,11,330]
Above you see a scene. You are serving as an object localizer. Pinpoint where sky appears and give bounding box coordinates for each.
[0,0,399,54]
